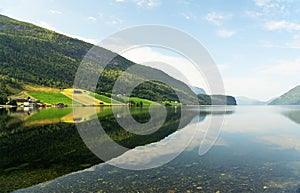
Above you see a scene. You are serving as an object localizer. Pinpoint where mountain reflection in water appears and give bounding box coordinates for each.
[12,106,300,193]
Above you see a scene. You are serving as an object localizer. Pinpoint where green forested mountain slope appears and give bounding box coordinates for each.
[0,16,91,88]
[0,14,197,103]
[269,86,300,105]
[0,14,236,105]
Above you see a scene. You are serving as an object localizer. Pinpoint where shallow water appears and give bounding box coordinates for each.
[2,106,300,192]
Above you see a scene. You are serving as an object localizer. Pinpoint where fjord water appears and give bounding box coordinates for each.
[1,106,300,192]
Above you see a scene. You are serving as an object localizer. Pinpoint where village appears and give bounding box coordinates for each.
[4,97,64,108]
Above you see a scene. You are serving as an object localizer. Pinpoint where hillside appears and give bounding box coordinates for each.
[0,14,197,104]
[269,86,300,105]
[0,14,237,105]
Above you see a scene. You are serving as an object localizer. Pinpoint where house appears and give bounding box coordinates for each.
[14,98,27,103]
[53,103,65,108]
[28,99,39,103]
[73,90,83,94]
[10,98,27,106]
[23,101,36,107]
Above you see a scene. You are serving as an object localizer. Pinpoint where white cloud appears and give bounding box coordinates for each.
[180,12,196,20]
[87,16,97,21]
[217,29,236,38]
[115,0,125,2]
[265,20,300,31]
[221,57,300,100]
[254,0,270,7]
[205,12,231,26]
[259,134,300,152]
[244,10,263,18]
[260,58,300,75]
[49,9,62,15]
[106,17,123,25]
[293,34,300,39]
[119,46,209,91]
[285,42,300,48]
[262,41,300,49]
[253,0,292,16]
[134,0,160,8]
[222,76,285,101]
[217,64,229,72]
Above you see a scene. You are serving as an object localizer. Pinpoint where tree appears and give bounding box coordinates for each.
[0,95,7,104]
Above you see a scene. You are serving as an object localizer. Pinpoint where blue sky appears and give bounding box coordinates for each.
[1,0,300,100]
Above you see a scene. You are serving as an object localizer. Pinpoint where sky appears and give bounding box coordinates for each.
[1,0,300,101]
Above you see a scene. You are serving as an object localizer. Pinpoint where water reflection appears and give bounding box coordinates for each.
[281,107,300,125]
[13,106,300,193]
[1,106,212,192]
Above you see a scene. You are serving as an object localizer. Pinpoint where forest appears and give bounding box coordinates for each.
[0,14,236,105]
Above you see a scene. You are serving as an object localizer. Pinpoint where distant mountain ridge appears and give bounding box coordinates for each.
[192,86,206,95]
[269,86,300,105]
[236,96,266,105]
[198,94,236,105]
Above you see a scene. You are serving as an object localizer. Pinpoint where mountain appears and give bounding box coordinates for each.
[236,96,266,105]
[265,98,276,104]
[0,14,236,105]
[269,86,300,105]
[0,14,198,104]
[198,94,236,105]
[192,86,206,95]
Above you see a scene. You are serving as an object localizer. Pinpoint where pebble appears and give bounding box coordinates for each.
[196,186,203,190]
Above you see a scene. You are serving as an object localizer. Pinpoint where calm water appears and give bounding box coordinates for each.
[1,106,300,192]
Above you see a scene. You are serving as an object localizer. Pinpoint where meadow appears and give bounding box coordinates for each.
[27,91,76,105]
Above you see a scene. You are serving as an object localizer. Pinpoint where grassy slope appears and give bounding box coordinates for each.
[62,89,103,106]
[119,96,159,106]
[92,93,123,104]
[27,91,75,105]
[25,89,126,106]
[23,85,60,92]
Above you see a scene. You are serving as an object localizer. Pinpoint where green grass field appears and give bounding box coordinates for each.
[162,101,181,106]
[26,90,157,106]
[27,91,76,105]
[119,96,158,106]
[27,108,72,121]
[91,93,123,104]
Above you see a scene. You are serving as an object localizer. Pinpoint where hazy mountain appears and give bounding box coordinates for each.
[198,94,237,105]
[236,96,266,105]
[192,86,206,95]
[269,86,300,105]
